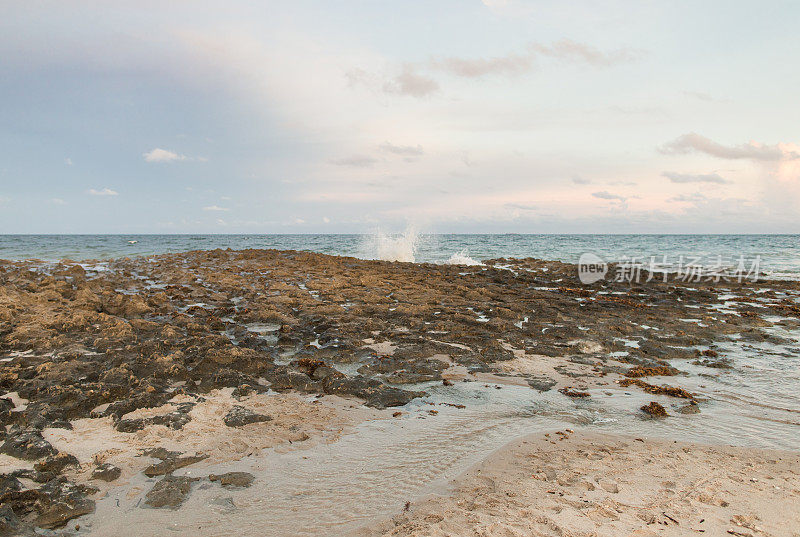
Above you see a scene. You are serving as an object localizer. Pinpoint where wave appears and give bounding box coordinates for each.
[445,250,483,266]
[360,226,420,262]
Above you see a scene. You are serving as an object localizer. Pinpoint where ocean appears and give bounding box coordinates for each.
[1,233,799,278]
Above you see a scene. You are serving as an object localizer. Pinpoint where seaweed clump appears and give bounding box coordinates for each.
[640,401,668,417]
[619,378,694,399]
[625,365,677,378]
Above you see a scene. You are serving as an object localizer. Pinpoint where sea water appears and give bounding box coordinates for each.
[1,233,799,278]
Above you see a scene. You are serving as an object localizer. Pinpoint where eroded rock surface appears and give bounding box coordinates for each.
[0,249,798,530]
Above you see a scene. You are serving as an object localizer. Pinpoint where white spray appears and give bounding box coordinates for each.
[361,225,420,262]
[445,249,483,266]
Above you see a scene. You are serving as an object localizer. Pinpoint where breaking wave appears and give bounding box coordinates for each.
[445,250,483,266]
[361,226,420,262]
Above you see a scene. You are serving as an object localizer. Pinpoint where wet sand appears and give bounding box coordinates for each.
[370,431,800,537]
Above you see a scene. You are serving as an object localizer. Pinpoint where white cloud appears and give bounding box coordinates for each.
[431,40,639,79]
[143,148,188,163]
[49,198,67,205]
[88,188,118,196]
[531,40,640,67]
[379,142,424,156]
[203,205,229,211]
[662,171,730,184]
[668,193,708,203]
[659,133,799,161]
[592,191,626,201]
[382,65,439,97]
[65,158,73,166]
[433,53,534,78]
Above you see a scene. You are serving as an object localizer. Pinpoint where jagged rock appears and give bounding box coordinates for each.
[0,505,31,536]
[526,377,557,392]
[143,454,208,477]
[91,463,122,482]
[115,418,145,433]
[0,428,57,460]
[2,478,96,530]
[321,376,424,408]
[35,497,95,529]
[208,472,254,489]
[34,453,79,474]
[223,406,272,427]
[144,475,199,509]
[0,474,22,494]
[0,398,14,426]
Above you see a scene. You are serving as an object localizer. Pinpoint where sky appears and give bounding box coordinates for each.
[1,0,799,234]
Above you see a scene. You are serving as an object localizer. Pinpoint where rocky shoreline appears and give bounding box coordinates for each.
[1,249,799,534]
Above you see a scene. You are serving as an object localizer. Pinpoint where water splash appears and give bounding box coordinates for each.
[445,250,483,266]
[361,226,420,262]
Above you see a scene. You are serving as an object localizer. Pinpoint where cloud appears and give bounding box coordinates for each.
[592,191,626,201]
[531,39,640,66]
[65,158,73,166]
[379,142,424,156]
[571,176,591,184]
[49,198,67,205]
[143,148,188,163]
[433,53,534,78]
[668,193,708,203]
[88,188,118,196]
[684,91,715,102]
[330,155,379,167]
[505,202,537,211]
[203,205,229,211]
[382,65,439,97]
[430,39,637,79]
[662,171,730,184]
[659,133,799,161]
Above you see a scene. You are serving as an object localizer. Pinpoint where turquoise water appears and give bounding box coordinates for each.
[1,234,799,277]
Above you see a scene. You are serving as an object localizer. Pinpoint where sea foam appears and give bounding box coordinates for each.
[361,226,420,262]
[445,250,483,266]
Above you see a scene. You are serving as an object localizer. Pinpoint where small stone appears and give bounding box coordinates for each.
[144,475,199,509]
[208,472,254,489]
[34,453,79,474]
[223,405,272,427]
[0,505,26,536]
[91,463,122,482]
[0,474,22,494]
[143,454,207,477]
[678,401,701,414]
[35,499,95,529]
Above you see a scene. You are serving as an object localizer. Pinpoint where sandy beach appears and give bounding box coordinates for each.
[371,431,800,537]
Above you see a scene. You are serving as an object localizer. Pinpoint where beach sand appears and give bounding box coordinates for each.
[370,431,800,537]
